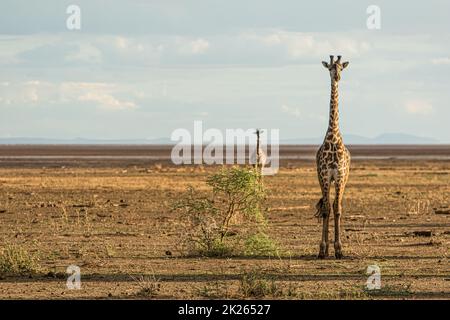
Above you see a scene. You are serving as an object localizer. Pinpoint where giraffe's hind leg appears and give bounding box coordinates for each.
[333,179,347,259]
[317,174,331,259]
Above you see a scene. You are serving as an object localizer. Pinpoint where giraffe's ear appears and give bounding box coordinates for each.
[322,61,329,68]
[342,61,349,69]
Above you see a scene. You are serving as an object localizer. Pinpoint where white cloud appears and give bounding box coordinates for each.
[65,43,102,63]
[281,105,301,118]
[404,100,433,115]
[61,82,137,110]
[114,36,146,53]
[176,37,210,55]
[189,38,209,54]
[79,92,136,110]
[0,80,137,110]
[0,80,54,105]
[0,34,61,65]
[244,30,371,59]
[431,57,450,65]
[115,37,128,49]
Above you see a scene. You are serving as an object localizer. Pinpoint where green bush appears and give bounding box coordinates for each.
[197,238,235,257]
[244,232,279,257]
[0,244,41,276]
[173,166,268,257]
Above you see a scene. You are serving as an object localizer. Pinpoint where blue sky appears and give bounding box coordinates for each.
[0,0,449,142]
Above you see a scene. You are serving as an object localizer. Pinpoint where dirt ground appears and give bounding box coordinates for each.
[0,146,449,299]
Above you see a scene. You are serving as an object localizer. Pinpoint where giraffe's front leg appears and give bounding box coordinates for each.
[318,189,331,259]
[333,185,345,259]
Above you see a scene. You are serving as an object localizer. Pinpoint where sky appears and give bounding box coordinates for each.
[0,0,449,142]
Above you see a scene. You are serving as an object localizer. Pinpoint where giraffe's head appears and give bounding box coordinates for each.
[322,55,349,82]
[254,128,263,140]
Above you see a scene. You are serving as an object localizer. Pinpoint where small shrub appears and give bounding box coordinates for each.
[285,283,298,298]
[0,244,41,276]
[173,167,266,257]
[206,166,266,229]
[132,274,161,298]
[197,239,234,257]
[197,281,230,299]
[244,232,279,257]
[239,270,280,298]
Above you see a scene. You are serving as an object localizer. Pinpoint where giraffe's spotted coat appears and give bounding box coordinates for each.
[315,55,351,259]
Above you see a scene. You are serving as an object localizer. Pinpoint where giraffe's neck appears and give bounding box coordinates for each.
[327,80,340,134]
[256,134,260,152]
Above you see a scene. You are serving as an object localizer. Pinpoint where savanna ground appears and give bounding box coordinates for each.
[0,145,449,299]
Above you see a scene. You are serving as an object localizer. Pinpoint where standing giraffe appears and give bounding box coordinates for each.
[250,129,267,172]
[315,55,351,259]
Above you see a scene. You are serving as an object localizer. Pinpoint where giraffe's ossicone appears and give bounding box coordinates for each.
[315,55,351,259]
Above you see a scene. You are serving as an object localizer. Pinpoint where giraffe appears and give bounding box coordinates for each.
[250,129,267,172]
[315,55,351,259]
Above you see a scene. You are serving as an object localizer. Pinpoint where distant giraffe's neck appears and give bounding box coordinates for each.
[328,80,340,133]
[256,133,260,151]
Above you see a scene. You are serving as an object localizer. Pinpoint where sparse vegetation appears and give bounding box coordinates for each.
[0,148,449,299]
[364,284,413,297]
[0,244,41,276]
[197,281,231,299]
[239,270,281,298]
[131,274,161,298]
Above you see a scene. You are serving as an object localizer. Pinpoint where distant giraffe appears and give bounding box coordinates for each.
[315,55,351,259]
[250,129,267,172]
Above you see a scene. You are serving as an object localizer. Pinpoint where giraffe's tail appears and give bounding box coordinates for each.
[314,198,326,221]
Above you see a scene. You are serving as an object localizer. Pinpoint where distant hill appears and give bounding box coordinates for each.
[0,133,440,145]
[0,137,173,145]
[369,133,439,144]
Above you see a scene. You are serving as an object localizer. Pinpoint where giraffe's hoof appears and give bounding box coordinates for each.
[334,242,343,259]
[318,243,328,259]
